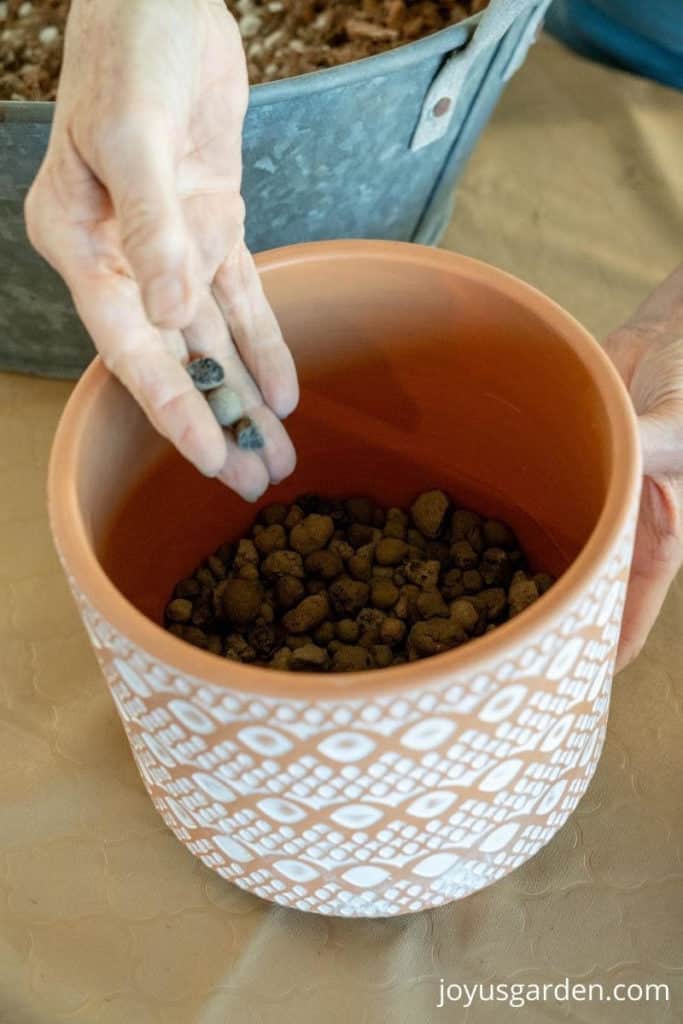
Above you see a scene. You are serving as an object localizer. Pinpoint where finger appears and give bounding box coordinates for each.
[616,561,680,672]
[213,244,299,419]
[115,336,268,500]
[182,289,261,405]
[616,477,683,671]
[183,291,297,483]
[639,407,683,477]
[178,182,245,285]
[142,347,271,500]
[109,341,228,481]
[63,262,229,479]
[603,328,640,387]
[621,263,683,334]
[240,405,297,485]
[215,441,270,503]
[102,111,199,330]
[162,328,188,364]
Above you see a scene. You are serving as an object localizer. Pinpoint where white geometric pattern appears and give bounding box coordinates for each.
[56,519,636,917]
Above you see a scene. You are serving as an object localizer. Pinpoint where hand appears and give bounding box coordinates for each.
[605,263,683,670]
[25,0,298,502]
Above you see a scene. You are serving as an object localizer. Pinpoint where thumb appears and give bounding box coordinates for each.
[104,114,198,329]
[638,403,683,478]
[616,475,683,671]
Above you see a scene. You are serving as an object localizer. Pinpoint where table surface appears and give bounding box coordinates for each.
[1,34,682,1024]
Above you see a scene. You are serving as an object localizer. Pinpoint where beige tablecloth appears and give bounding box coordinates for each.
[1,34,682,1024]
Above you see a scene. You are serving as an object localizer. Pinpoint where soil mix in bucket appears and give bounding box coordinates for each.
[0,0,488,100]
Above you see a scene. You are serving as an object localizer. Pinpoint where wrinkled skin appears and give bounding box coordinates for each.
[605,263,683,670]
[25,0,298,501]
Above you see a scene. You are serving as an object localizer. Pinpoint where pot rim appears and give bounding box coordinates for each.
[48,239,642,700]
[0,11,482,121]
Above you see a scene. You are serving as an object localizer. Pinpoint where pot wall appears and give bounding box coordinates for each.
[48,242,641,916]
[67,542,632,917]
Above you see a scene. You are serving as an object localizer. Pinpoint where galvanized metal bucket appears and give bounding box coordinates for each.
[0,0,548,379]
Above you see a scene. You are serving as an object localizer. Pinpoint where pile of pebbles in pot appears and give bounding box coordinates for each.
[164,490,555,673]
[1,0,487,100]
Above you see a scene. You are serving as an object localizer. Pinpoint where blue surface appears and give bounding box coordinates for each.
[546,0,683,89]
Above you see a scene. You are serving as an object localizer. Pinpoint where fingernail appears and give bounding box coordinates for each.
[216,465,268,502]
[241,489,266,504]
[195,442,228,479]
[145,274,186,326]
[197,460,221,479]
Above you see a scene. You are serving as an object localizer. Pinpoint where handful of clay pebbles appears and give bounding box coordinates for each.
[164,490,556,673]
[187,357,264,450]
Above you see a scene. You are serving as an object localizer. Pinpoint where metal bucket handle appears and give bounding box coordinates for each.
[411,0,546,150]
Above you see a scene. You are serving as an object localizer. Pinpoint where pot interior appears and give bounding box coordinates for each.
[84,248,613,625]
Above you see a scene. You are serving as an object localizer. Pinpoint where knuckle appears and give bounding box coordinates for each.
[219,208,247,264]
[153,384,187,419]
[98,347,124,378]
[176,418,225,477]
[232,194,246,228]
[96,342,133,382]
[120,200,186,270]
[23,180,48,251]
[119,198,160,251]
[174,416,201,454]
[97,108,157,157]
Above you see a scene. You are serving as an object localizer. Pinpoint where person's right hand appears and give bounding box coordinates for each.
[25,0,299,502]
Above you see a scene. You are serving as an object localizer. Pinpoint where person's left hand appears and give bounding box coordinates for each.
[605,263,683,670]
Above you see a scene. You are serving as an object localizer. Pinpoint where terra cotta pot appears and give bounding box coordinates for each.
[48,240,641,917]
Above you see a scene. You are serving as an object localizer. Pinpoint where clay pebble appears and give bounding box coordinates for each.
[164,489,556,673]
[187,357,225,391]
[234,417,265,451]
[207,386,244,426]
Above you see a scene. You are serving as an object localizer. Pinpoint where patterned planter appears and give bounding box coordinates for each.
[48,241,641,917]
